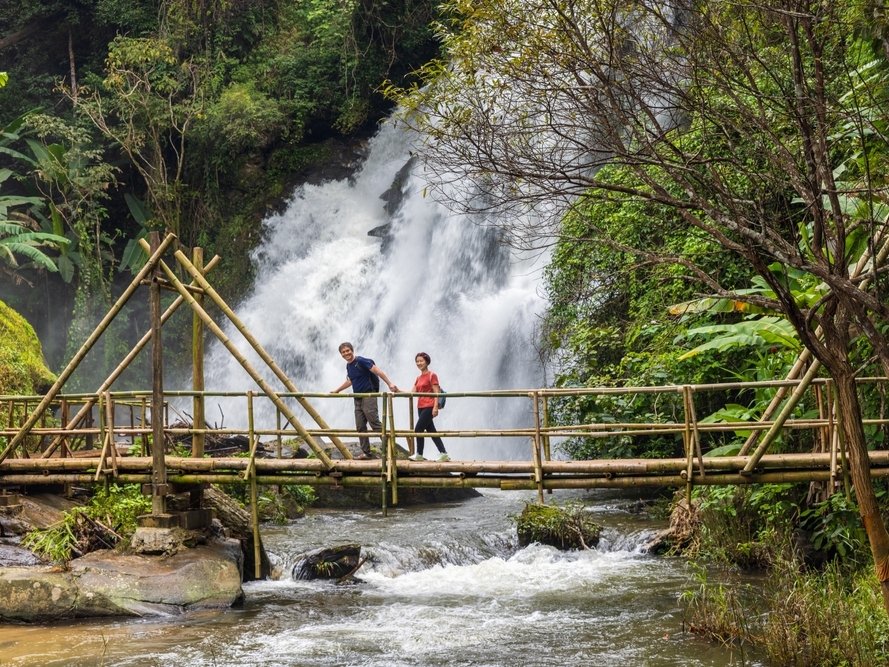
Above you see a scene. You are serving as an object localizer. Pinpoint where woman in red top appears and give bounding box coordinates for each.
[410,352,449,461]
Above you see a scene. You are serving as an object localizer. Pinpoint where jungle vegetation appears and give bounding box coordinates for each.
[7,0,889,660]
[0,0,441,384]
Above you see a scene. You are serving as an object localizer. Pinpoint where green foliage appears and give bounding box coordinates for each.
[22,484,151,563]
[691,484,798,569]
[761,561,889,667]
[544,164,755,460]
[227,479,316,523]
[257,485,317,524]
[87,483,152,536]
[800,493,870,566]
[0,113,72,279]
[678,317,800,361]
[681,560,889,665]
[200,82,285,158]
[680,563,759,647]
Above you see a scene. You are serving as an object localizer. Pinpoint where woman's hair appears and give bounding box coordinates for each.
[415,352,431,364]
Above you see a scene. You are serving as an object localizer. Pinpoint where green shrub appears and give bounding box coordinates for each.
[22,484,151,563]
[681,559,889,666]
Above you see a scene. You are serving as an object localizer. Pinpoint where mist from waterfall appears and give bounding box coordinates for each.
[205,120,549,460]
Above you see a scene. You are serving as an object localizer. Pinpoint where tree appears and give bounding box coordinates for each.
[395,0,889,613]
[67,36,205,236]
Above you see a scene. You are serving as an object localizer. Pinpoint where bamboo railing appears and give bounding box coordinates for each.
[2,376,889,510]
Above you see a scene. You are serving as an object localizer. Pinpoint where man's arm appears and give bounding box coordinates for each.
[370,365,399,392]
[331,378,352,393]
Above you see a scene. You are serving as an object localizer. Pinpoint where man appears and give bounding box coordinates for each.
[331,341,400,459]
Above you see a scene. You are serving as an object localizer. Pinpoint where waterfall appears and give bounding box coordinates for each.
[205,119,549,459]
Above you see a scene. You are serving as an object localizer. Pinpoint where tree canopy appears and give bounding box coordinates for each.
[395,0,889,613]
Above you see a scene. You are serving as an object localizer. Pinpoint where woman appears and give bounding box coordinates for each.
[410,352,450,461]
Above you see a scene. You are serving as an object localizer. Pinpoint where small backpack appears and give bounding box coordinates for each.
[437,389,446,409]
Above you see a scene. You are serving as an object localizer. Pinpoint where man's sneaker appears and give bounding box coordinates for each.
[408,453,425,461]
[356,452,373,460]
[437,454,451,462]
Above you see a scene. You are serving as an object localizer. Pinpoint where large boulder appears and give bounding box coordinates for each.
[0,299,55,396]
[292,544,362,580]
[0,540,244,621]
[516,502,602,550]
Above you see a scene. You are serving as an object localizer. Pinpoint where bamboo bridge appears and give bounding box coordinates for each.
[1,232,883,513]
[0,378,885,506]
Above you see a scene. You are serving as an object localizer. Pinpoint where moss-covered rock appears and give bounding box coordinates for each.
[516,502,602,550]
[0,298,55,396]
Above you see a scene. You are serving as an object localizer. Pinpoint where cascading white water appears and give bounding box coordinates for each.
[205,119,549,459]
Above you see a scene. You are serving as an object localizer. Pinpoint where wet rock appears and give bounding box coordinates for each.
[0,540,42,566]
[516,503,602,551]
[292,544,362,580]
[0,540,244,622]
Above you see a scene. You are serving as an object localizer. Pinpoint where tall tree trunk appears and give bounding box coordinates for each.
[67,30,77,104]
[834,369,889,614]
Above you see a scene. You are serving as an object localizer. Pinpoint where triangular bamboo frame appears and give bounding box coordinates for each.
[738,225,889,473]
[0,232,350,469]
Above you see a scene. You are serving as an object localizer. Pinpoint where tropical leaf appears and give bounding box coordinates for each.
[0,242,59,271]
[705,443,743,457]
[678,317,799,360]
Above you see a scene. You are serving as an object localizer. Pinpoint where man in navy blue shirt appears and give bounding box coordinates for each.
[331,341,400,459]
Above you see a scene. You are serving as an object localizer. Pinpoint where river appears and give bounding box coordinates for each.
[0,489,763,666]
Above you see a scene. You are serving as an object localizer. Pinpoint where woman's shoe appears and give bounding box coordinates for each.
[408,453,425,461]
[437,454,451,462]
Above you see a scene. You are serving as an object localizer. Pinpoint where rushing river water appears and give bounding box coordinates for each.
[0,489,763,666]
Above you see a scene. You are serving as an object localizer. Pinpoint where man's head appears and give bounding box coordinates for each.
[338,342,355,362]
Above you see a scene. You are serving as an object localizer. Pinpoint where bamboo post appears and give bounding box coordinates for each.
[0,232,176,464]
[60,399,70,458]
[42,254,220,459]
[129,404,136,451]
[95,392,108,480]
[542,395,552,461]
[682,386,694,505]
[532,392,544,503]
[408,398,415,456]
[142,248,334,467]
[171,247,351,458]
[387,392,398,507]
[275,408,282,460]
[380,393,389,517]
[36,404,47,456]
[687,388,705,477]
[85,408,94,451]
[95,391,118,480]
[245,392,262,579]
[140,397,147,455]
[742,361,822,474]
[106,391,118,477]
[149,232,168,515]
[192,247,205,459]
